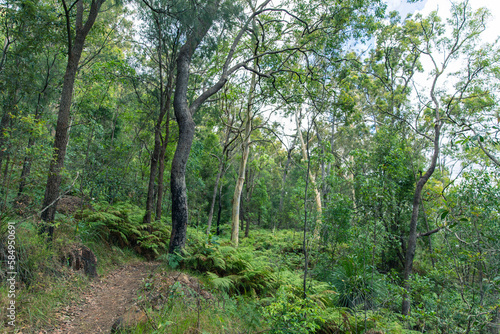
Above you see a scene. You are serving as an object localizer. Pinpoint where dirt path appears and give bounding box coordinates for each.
[51,262,158,334]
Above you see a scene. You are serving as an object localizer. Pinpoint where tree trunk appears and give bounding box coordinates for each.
[18,50,56,197]
[230,67,256,247]
[244,211,250,237]
[216,183,223,236]
[168,79,195,253]
[207,157,225,236]
[168,6,217,252]
[18,95,45,197]
[145,16,173,227]
[244,168,255,238]
[295,109,322,237]
[0,86,18,179]
[206,122,232,236]
[277,140,295,232]
[143,118,162,228]
[0,109,11,173]
[168,0,266,252]
[40,0,105,238]
[402,76,442,315]
[155,108,170,222]
[231,151,248,246]
[1,155,12,210]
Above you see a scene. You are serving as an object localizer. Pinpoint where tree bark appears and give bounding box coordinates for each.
[40,0,105,238]
[216,183,223,236]
[207,157,225,236]
[1,155,12,210]
[0,86,18,178]
[0,110,11,173]
[244,172,255,238]
[169,50,196,253]
[206,119,233,236]
[230,65,257,247]
[295,109,322,237]
[144,15,174,227]
[155,107,170,222]
[143,114,163,228]
[402,78,442,315]
[168,2,219,253]
[277,139,295,232]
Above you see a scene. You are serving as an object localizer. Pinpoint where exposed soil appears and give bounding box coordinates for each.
[47,261,158,334]
[56,195,92,216]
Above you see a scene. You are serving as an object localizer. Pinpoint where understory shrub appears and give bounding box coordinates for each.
[77,202,170,257]
[262,284,324,334]
[182,237,277,295]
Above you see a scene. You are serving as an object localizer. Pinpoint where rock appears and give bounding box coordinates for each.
[62,244,98,278]
[111,306,147,333]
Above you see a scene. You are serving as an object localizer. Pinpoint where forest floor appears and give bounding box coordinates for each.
[40,261,159,334]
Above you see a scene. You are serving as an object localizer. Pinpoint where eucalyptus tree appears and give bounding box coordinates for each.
[141,0,386,253]
[206,85,240,236]
[230,58,258,247]
[356,11,425,274]
[40,0,108,237]
[365,2,496,316]
[162,0,316,253]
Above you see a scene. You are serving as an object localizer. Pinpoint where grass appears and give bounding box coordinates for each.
[123,263,265,334]
[0,204,438,333]
[0,215,142,332]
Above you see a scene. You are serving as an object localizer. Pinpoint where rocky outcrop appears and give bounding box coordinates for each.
[62,244,98,278]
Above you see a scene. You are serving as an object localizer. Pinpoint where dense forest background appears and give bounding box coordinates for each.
[1,0,499,332]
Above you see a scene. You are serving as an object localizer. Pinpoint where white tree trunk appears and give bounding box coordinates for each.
[295,109,322,237]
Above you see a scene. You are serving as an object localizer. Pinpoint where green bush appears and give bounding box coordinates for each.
[262,284,324,334]
[329,255,386,309]
[0,220,58,286]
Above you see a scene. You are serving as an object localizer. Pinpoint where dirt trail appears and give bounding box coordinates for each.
[51,262,157,334]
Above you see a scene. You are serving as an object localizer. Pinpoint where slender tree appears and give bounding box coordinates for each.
[40,0,107,237]
[401,3,489,315]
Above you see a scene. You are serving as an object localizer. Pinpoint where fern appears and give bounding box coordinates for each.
[206,272,235,293]
[77,202,169,257]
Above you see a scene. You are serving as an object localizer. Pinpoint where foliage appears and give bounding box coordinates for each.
[262,284,324,334]
[1,0,500,332]
[77,202,170,257]
[182,229,278,295]
[0,217,139,331]
[329,255,387,310]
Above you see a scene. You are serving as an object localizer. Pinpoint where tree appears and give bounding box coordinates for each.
[136,1,178,227]
[393,3,492,315]
[167,0,306,253]
[230,26,259,245]
[40,0,107,237]
[206,86,239,236]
